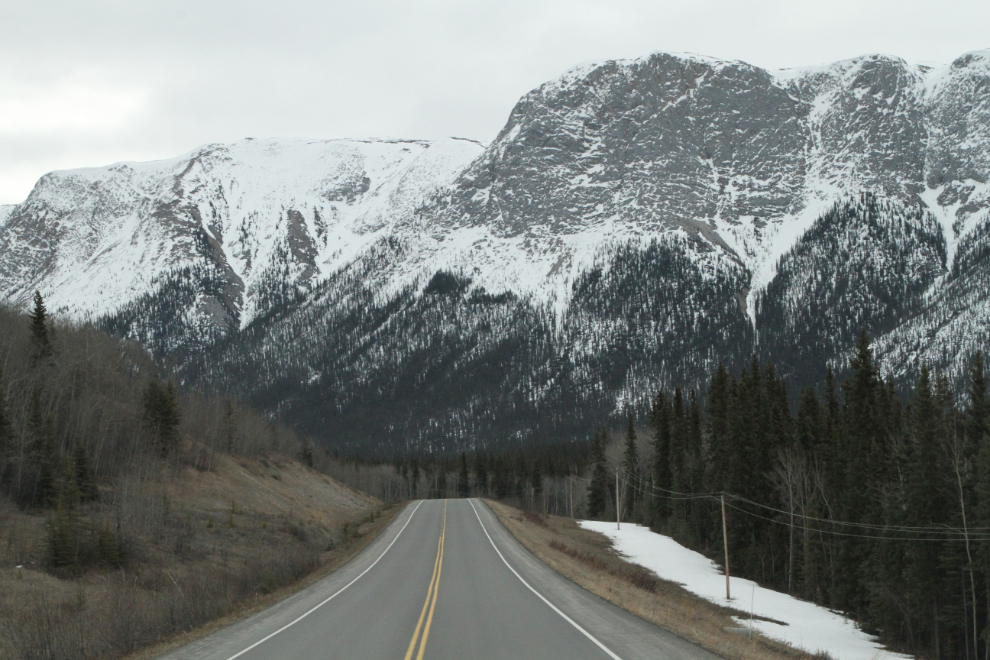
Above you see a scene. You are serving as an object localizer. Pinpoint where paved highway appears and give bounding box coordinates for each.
[158,499,719,660]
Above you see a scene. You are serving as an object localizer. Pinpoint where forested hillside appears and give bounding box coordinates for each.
[181,234,754,455]
[0,297,382,660]
[427,335,990,659]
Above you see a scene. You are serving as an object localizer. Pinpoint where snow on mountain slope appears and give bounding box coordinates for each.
[2,49,990,449]
[0,137,483,324]
[388,50,990,328]
[3,51,988,330]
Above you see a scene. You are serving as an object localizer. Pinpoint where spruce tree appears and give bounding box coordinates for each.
[905,365,949,654]
[29,291,53,363]
[670,388,688,528]
[73,444,99,502]
[28,390,59,507]
[143,380,181,456]
[834,331,881,614]
[298,439,314,467]
[933,372,973,659]
[707,364,730,492]
[622,414,639,521]
[968,352,990,657]
[796,386,822,455]
[651,393,672,527]
[685,391,705,545]
[586,431,609,520]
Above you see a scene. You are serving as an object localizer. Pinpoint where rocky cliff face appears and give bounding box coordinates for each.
[2,49,989,454]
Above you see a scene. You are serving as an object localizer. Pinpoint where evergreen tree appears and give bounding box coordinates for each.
[622,414,639,520]
[968,352,990,657]
[143,380,181,456]
[586,431,609,520]
[670,388,687,512]
[796,386,822,455]
[29,291,53,363]
[73,444,99,502]
[904,365,949,655]
[707,364,731,492]
[685,390,705,545]
[834,331,881,614]
[28,390,59,507]
[968,352,988,453]
[651,392,672,527]
[298,439,314,467]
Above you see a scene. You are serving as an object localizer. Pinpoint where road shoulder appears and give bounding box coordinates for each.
[484,500,815,660]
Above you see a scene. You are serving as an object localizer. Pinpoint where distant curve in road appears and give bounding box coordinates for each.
[157,499,719,660]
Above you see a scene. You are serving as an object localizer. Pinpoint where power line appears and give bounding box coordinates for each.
[616,467,990,541]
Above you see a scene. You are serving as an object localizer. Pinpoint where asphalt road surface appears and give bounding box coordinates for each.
[157,499,719,660]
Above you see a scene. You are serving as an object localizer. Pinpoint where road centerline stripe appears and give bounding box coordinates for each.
[221,500,424,660]
[403,514,444,659]
[467,499,624,660]
[415,501,446,660]
[404,500,446,660]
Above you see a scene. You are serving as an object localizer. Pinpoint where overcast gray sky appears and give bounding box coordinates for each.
[1,0,987,204]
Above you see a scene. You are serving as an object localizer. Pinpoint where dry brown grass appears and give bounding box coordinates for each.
[0,453,394,660]
[487,500,817,660]
[120,501,402,660]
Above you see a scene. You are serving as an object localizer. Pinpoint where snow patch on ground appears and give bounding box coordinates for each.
[580,521,911,660]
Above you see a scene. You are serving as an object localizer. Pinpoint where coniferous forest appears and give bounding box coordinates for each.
[407,333,990,660]
[626,335,990,660]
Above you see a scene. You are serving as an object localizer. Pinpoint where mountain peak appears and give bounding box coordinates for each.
[1,49,990,452]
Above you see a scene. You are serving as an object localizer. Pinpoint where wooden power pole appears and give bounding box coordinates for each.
[721,494,731,600]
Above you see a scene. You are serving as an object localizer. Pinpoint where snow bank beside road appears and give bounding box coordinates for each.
[579,521,910,660]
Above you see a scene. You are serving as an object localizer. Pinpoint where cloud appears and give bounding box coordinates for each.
[1,0,988,203]
[0,79,149,135]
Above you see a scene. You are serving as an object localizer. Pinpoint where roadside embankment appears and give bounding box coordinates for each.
[0,451,399,660]
[487,500,818,660]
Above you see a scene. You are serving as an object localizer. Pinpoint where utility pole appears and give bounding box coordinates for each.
[616,468,621,530]
[721,494,731,600]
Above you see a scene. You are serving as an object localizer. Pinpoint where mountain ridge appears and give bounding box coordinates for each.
[2,48,990,452]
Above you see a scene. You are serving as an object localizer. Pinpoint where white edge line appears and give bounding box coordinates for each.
[223,500,425,660]
[467,499,624,660]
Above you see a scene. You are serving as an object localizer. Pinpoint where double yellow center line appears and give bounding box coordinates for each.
[404,500,447,660]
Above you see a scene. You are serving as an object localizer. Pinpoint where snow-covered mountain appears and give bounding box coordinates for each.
[0,137,483,330]
[2,49,989,453]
